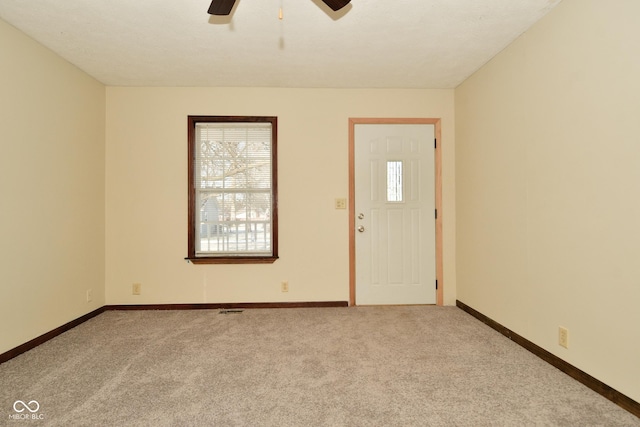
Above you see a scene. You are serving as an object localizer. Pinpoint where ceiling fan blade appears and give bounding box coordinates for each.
[208,0,237,15]
[320,0,351,11]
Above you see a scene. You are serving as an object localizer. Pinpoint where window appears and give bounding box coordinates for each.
[187,116,278,264]
[386,161,403,202]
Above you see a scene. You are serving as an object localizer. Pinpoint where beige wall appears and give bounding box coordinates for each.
[105,88,456,306]
[455,0,640,402]
[0,19,106,354]
[2,0,637,407]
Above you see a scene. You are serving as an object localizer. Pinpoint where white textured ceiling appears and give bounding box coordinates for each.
[0,0,562,88]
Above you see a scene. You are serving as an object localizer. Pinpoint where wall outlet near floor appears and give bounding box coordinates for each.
[132,283,142,295]
[86,289,92,303]
[281,281,289,293]
[558,326,569,349]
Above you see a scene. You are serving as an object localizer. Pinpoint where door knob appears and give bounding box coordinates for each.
[358,226,365,232]
[358,213,364,219]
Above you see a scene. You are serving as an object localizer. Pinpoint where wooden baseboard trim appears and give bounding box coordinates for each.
[105,301,349,310]
[0,301,348,364]
[0,307,105,364]
[456,300,640,418]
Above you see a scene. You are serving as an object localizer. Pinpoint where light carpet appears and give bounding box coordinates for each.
[1,306,638,426]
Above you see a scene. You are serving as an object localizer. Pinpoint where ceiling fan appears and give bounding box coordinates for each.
[208,0,351,15]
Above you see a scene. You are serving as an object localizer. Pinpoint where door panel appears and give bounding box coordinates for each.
[354,124,435,305]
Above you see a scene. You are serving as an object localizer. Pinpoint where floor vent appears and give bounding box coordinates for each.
[219,309,244,315]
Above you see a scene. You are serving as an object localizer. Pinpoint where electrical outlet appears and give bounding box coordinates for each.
[558,326,569,349]
[281,281,289,292]
[86,289,92,303]
[335,198,347,210]
[132,283,141,295]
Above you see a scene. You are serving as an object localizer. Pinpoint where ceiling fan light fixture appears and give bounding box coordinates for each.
[207,0,351,16]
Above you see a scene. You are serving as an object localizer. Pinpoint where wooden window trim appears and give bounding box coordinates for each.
[186,116,278,264]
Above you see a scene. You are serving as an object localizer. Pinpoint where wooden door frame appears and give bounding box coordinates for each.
[349,118,443,306]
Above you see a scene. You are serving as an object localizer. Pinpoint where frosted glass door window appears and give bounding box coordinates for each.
[387,161,403,202]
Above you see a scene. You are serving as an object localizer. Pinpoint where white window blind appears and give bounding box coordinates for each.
[194,122,274,256]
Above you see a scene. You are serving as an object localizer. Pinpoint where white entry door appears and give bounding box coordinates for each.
[355,124,436,305]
